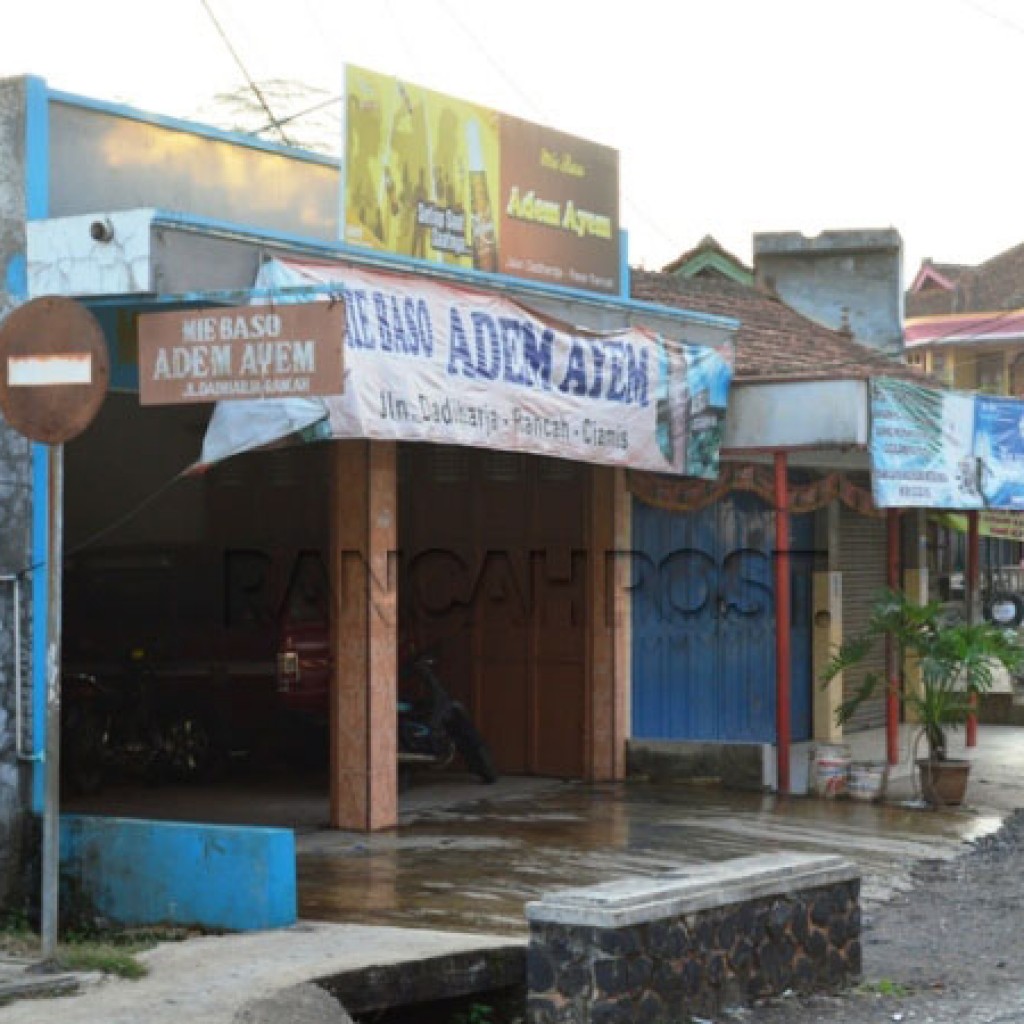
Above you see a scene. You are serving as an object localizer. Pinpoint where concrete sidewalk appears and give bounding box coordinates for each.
[0,924,522,1023]
[5,724,1024,1022]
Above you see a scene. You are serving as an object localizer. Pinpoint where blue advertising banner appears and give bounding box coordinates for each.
[975,397,1024,509]
[870,379,1024,509]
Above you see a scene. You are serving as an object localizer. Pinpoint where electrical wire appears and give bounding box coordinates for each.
[3,464,195,583]
[199,0,293,146]
[430,0,684,259]
[64,467,194,561]
[253,93,341,137]
[957,0,1024,37]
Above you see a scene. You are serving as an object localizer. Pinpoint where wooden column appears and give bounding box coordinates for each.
[329,440,398,831]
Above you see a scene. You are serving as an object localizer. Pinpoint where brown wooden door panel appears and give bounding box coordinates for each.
[533,663,586,776]
[479,662,530,771]
[400,445,587,778]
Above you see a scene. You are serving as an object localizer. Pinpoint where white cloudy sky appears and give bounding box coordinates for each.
[1,0,1021,278]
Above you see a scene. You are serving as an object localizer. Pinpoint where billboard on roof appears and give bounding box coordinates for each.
[342,64,621,296]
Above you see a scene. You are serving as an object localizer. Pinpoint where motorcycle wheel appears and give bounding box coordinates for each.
[985,593,1024,628]
[160,711,223,783]
[446,705,498,784]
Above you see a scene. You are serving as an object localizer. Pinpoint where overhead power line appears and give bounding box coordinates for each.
[199,0,293,146]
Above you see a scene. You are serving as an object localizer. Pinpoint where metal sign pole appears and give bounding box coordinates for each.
[40,442,62,962]
[0,297,109,962]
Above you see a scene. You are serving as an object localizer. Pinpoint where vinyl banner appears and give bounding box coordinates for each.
[204,258,734,477]
[342,65,621,295]
[975,397,1024,509]
[936,510,1024,542]
[869,378,982,508]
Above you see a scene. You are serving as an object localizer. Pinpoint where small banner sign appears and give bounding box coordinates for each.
[936,510,1024,541]
[137,302,345,405]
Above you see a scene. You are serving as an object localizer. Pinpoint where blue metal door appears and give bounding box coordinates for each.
[632,493,813,743]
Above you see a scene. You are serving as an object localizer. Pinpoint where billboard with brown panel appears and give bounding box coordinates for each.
[342,65,620,296]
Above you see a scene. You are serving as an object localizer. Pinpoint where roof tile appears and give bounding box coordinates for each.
[630,269,922,384]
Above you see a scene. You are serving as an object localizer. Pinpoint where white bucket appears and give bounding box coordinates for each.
[848,761,888,803]
[812,743,851,798]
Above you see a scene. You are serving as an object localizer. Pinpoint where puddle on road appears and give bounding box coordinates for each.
[298,780,995,934]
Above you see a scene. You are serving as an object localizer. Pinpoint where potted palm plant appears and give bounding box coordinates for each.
[822,589,1024,807]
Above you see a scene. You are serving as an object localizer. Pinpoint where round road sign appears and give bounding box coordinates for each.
[0,297,109,444]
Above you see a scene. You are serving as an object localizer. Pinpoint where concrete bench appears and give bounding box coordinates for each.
[525,852,861,1024]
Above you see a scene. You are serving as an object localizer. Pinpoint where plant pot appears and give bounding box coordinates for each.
[916,758,971,807]
[811,743,851,798]
[848,761,888,803]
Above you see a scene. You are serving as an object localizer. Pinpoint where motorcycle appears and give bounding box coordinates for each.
[60,665,224,794]
[397,651,498,787]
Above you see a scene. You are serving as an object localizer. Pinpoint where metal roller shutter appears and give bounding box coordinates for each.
[839,504,888,732]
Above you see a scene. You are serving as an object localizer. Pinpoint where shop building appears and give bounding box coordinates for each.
[0,75,922,909]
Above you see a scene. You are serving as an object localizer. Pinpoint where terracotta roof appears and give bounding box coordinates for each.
[906,243,1024,317]
[630,268,924,384]
[661,235,752,277]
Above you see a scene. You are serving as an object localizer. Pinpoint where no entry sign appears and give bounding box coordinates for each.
[0,296,109,444]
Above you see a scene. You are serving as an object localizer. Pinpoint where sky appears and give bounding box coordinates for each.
[2,0,1022,280]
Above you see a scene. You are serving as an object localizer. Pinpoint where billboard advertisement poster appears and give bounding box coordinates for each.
[200,258,734,477]
[342,65,620,296]
[869,378,982,509]
[974,396,1024,509]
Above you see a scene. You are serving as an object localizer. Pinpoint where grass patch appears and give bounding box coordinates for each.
[0,915,198,981]
[58,939,149,979]
[858,977,911,997]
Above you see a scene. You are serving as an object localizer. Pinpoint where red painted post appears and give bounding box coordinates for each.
[774,452,791,795]
[886,510,901,766]
[966,510,980,747]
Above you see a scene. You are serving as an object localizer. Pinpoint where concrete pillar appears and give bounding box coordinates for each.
[812,571,844,743]
[812,500,843,742]
[611,469,631,780]
[902,511,929,719]
[329,440,398,831]
[586,466,619,781]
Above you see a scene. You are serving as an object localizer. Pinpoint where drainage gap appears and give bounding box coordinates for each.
[317,947,525,1021]
[351,983,525,1023]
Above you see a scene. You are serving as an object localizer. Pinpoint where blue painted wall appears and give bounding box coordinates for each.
[632,493,814,743]
[60,815,297,931]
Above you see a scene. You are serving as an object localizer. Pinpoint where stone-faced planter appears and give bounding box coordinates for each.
[525,852,861,1024]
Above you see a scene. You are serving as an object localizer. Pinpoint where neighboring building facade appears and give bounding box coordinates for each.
[753,229,904,354]
[630,266,922,743]
[905,246,1024,395]
[905,247,1024,590]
